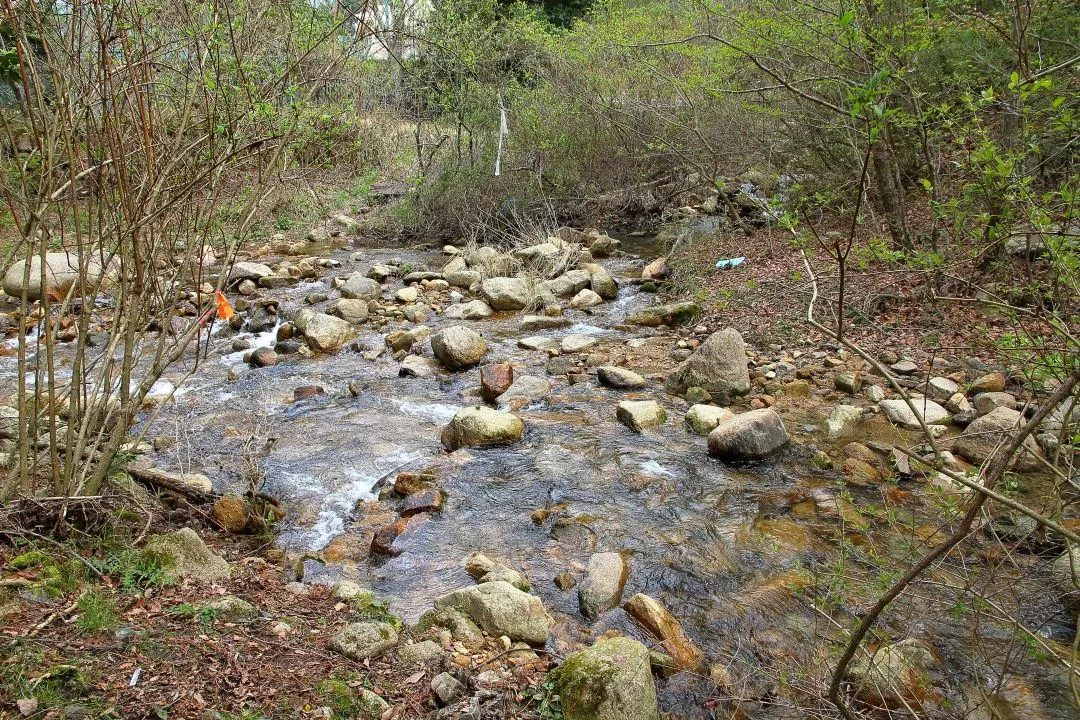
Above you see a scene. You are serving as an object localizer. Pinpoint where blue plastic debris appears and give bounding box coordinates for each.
[714,257,746,270]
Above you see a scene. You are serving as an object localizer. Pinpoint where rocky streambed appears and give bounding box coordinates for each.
[5,223,1077,718]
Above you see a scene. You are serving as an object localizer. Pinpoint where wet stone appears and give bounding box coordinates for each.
[554,572,577,590]
[293,385,324,400]
[616,400,667,433]
[597,366,647,390]
[250,347,278,367]
[370,515,426,556]
[480,363,514,403]
[401,488,445,516]
[395,472,437,496]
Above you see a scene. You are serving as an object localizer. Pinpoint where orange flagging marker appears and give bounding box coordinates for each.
[214,291,234,320]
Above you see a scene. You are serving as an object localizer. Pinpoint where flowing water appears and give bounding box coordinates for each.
[4,232,1076,718]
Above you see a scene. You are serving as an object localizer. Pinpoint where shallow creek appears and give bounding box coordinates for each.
[7,234,1076,717]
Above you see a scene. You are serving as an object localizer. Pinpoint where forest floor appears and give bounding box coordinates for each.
[1,508,552,720]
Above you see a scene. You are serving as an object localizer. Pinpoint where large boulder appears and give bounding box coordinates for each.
[329,298,369,325]
[480,277,533,311]
[953,406,1042,471]
[597,366,647,390]
[665,328,750,401]
[879,395,949,429]
[433,580,553,645]
[570,288,604,310]
[229,261,273,283]
[497,375,552,409]
[340,274,381,301]
[582,263,618,299]
[616,401,667,433]
[707,409,789,460]
[578,552,628,620]
[143,528,229,583]
[443,300,493,320]
[441,407,524,450]
[546,269,592,298]
[626,302,700,328]
[327,621,399,661]
[4,252,111,301]
[446,269,482,289]
[431,325,488,370]
[684,405,734,435]
[303,312,355,352]
[550,636,659,720]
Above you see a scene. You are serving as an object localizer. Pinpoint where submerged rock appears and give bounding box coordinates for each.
[520,315,573,331]
[707,409,789,460]
[433,580,554,645]
[441,407,524,450]
[465,552,531,591]
[623,593,703,669]
[550,636,659,720]
[578,552,628,620]
[143,528,229,583]
[431,325,488,370]
[844,638,942,707]
[664,328,750,401]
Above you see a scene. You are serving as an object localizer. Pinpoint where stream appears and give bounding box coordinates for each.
[5,231,1076,718]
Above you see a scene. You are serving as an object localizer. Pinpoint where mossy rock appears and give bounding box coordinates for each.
[550,636,658,720]
[142,528,229,583]
[10,550,49,570]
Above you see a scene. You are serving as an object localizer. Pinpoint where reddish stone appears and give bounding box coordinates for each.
[400,488,445,517]
[370,514,428,556]
[293,385,325,400]
[480,363,514,403]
